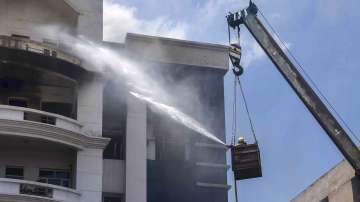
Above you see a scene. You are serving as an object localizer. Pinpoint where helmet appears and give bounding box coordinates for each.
[238,137,246,144]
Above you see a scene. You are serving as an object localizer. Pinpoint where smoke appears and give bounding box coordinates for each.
[41,26,225,145]
[103,0,187,42]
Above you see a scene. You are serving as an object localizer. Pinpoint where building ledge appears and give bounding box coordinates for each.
[0,35,81,66]
[196,182,231,190]
[0,118,109,150]
[0,104,82,131]
[0,194,58,202]
[196,162,230,170]
[125,33,229,71]
[0,104,110,150]
[0,178,81,202]
[195,142,228,150]
[0,36,90,81]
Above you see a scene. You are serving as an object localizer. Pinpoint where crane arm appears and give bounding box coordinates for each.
[227,2,360,174]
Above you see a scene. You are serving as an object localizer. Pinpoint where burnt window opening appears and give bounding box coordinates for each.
[103,135,125,160]
[1,78,23,90]
[6,166,24,180]
[8,97,28,108]
[103,194,124,202]
[102,82,127,160]
[148,111,187,161]
[41,102,74,118]
[155,135,186,161]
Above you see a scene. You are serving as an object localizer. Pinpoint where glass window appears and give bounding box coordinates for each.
[6,166,24,179]
[39,169,71,188]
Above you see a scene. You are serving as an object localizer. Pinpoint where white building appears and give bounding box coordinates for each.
[0,1,229,202]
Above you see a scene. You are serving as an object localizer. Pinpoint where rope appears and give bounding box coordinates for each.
[237,77,258,143]
[232,76,238,145]
[257,8,360,145]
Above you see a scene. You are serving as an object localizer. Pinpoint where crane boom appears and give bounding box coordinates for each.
[227,2,360,174]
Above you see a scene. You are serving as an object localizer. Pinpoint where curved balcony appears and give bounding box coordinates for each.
[0,178,80,202]
[0,105,109,150]
[0,35,88,81]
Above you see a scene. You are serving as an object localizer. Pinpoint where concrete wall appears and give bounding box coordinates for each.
[76,149,103,202]
[102,159,125,193]
[125,94,147,202]
[0,0,78,41]
[67,0,103,41]
[0,0,103,43]
[76,76,106,202]
[292,160,360,202]
[77,76,106,137]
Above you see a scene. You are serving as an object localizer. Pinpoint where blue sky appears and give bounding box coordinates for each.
[103,0,360,201]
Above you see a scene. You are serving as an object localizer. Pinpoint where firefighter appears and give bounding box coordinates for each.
[237,137,247,145]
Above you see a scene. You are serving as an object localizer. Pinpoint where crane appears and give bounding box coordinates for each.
[227,1,360,180]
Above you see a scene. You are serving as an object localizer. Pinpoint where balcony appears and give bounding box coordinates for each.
[0,35,80,66]
[0,104,109,150]
[0,178,80,202]
[0,35,87,81]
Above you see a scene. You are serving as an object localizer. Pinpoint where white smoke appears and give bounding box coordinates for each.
[40,26,225,145]
[103,0,187,42]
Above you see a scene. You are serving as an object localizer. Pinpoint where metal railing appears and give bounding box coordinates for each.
[0,35,81,65]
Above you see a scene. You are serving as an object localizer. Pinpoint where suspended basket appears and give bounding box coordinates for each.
[231,142,262,180]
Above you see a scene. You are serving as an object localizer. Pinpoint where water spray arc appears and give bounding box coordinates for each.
[47,28,226,145]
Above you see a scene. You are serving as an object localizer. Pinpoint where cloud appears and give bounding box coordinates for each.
[241,38,266,68]
[103,0,188,42]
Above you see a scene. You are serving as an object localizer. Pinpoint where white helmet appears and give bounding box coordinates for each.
[238,136,246,144]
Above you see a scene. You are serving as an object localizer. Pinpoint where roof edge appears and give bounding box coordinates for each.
[126,33,229,52]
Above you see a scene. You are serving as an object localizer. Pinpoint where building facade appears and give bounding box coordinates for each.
[0,1,229,202]
[292,160,360,202]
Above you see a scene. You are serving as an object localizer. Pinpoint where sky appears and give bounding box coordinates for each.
[103,0,360,201]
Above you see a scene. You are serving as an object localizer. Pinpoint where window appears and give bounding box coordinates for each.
[38,169,71,188]
[6,166,24,179]
[320,196,329,202]
[41,102,73,118]
[8,97,28,108]
[103,136,125,160]
[103,194,124,202]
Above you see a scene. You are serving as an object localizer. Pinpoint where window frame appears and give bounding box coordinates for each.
[38,168,71,188]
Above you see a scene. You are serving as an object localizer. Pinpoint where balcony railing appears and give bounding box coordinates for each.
[0,35,81,66]
[0,178,80,202]
[0,104,82,133]
[0,104,110,150]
